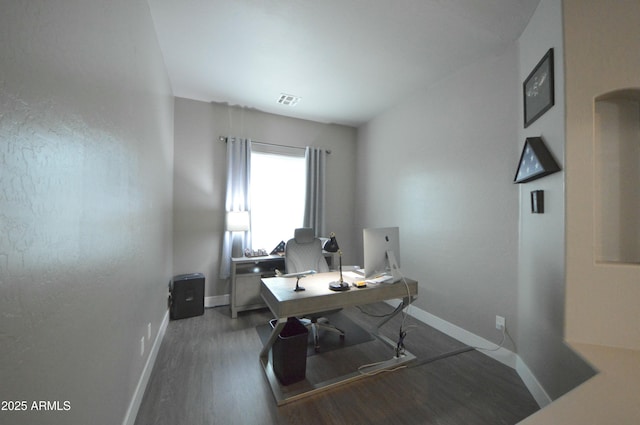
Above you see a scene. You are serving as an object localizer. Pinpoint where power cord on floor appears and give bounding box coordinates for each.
[408,346,475,368]
[408,324,512,369]
[357,358,409,376]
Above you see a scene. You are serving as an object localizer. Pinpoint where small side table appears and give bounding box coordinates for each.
[230,255,285,318]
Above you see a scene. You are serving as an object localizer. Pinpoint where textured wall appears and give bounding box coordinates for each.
[0,1,173,425]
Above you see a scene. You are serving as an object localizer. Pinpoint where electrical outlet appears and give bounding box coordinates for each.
[147,323,151,340]
[140,337,145,356]
[496,315,506,330]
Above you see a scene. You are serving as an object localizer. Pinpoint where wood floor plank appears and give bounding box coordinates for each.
[134,303,539,425]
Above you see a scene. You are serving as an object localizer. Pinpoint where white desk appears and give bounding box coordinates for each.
[260,271,418,405]
[230,253,335,318]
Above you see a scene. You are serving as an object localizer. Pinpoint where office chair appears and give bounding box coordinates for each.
[285,228,345,351]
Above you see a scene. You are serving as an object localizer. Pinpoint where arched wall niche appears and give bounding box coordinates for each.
[594,88,640,264]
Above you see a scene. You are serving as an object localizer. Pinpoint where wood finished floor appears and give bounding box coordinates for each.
[134,303,539,425]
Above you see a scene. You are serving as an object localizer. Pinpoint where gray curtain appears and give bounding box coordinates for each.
[219,137,252,279]
[303,146,326,237]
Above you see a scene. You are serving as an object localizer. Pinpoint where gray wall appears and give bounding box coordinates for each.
[0,1,174,425]
[355,46,521,350]
[516,0,594,401]
[355,0,596,402]
[173,98,357,299]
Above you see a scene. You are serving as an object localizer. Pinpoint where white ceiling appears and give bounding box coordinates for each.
[148,0,540,127]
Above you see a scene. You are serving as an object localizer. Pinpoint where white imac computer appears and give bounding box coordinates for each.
[363,227,401,282]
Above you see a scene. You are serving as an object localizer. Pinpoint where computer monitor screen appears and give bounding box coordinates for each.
[363,227,401,279]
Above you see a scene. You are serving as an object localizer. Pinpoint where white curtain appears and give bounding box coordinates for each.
[219,137,252,279]
[303,146,326,237]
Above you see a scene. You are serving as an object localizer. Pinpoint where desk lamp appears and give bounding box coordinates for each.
[326,232,349,291]
[226,211,250,258]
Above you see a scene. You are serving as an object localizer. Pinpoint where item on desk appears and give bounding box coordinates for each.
[327,236,350,291]
[293,277,306,292]
[329,281,350,291]
[275,269,317,292]
[352,281,367,288]
[366,274,394,285]
[275,269,317,278]
[323,232,340,252]
[343,270,364,280]
[244,248,268,257]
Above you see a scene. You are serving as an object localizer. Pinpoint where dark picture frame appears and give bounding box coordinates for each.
[514,137,561,183]
[523,48,554,128]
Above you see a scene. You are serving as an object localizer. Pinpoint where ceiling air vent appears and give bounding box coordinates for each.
[277,93,301,106]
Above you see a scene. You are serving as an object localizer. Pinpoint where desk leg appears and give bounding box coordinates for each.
[259,317,287,361]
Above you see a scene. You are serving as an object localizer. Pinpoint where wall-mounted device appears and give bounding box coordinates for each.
[531,190,544,214]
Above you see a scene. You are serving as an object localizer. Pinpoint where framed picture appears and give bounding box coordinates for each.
[514,137,561,183]
[523,48,554,128]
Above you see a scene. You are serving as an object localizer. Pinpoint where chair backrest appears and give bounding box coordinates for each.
[285,228,329,274]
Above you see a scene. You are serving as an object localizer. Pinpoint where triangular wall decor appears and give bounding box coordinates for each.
[514,137,561,183]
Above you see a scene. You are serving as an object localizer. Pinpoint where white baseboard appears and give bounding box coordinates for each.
[122,310,170,425]
[516,356,552,408]
[387,300,547,407]
[396,301,517,368]
[121,294,227,425]
[205,294,230,308]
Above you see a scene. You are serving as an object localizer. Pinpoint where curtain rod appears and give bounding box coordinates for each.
[219,136,331,154]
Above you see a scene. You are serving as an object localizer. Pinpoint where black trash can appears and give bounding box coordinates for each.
[270,317,308,385]
[169,273,205,320]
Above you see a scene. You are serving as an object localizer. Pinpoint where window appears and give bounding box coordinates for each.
[250,145,306,251]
